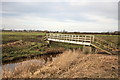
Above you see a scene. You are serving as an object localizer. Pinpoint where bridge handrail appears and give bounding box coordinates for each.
[46,33,95,43]
[94,37,118,50]
[46,33,119,54]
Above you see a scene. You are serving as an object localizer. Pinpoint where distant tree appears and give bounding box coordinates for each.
[62,29,67,33]
[23,30,27,32]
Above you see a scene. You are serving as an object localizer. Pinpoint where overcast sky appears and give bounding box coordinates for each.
[1,0,119,32]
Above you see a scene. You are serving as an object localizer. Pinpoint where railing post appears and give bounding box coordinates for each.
[84,35,86,43]
[92,35,95,43]
[47,33,95,46]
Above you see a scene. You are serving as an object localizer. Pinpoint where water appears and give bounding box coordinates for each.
[2,54,59,72]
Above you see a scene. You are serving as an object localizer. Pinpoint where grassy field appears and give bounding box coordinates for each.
[2,32,119,78]
[2,32,119,63]
[2,32,82,63]
[2,32,49,63]
[95,35,119,45]
[2,32,119,45]
[2,32,45,44]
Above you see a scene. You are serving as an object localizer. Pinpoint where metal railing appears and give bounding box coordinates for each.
[46,33,119,54]
[46,33,94,45]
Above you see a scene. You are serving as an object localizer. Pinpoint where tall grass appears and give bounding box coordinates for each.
[2,49,82,78]
[2,49,118,78]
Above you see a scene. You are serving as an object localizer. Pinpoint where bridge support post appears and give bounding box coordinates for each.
[91,46,97,54]
[82,46,97,54]
[46,40,50,44]
[82,46,92,54]
[46,40,52,47]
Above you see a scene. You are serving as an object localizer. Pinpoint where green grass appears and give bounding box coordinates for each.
[50,41,83,50]
[2,32,45,36]
[95,35,119,46]
[2,32,119,63]
[2,41,49,63]
[2,32,48,63]
[2,32,46,44]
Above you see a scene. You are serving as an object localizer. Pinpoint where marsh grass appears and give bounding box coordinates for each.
[2,32,119,78]
[3,57,47,78]
[2,49,82,78]
[2,49,118,78]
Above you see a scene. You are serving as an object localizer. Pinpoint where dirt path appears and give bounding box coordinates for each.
[2,49,118,78]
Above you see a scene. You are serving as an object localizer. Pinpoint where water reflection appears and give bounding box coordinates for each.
[2,54,59,72]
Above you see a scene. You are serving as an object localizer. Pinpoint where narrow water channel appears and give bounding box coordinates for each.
[2,54,59,72]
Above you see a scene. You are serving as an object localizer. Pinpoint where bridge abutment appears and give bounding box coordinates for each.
[82,46,92,54]
[82,46,96,54]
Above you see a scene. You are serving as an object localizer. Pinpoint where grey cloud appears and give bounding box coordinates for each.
[2,2,117,21]
[2,2,118,32]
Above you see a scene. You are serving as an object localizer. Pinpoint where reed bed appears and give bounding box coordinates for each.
[2,49,118,78]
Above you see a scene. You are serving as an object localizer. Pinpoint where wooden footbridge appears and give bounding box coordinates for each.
[46,33,118,54]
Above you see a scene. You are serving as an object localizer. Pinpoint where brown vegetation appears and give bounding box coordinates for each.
[2,49,118,78]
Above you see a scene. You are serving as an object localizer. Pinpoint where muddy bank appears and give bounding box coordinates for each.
[2,50,63,64]
[2,39,65,64]
[2,49,118,78]
[2,38,83,64]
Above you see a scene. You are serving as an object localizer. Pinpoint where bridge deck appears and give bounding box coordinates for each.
[48,38,91,45]
[47,33,94,46]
